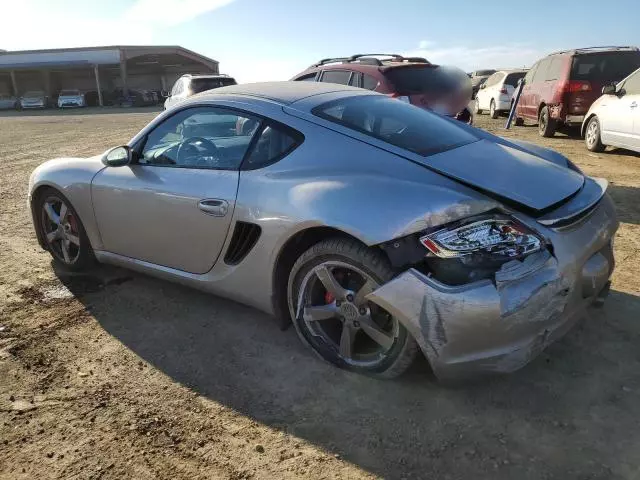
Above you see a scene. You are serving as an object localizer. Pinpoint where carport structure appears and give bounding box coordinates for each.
[0,45,219,106]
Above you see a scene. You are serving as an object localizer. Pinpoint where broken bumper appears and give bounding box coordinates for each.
[368,195,618,381]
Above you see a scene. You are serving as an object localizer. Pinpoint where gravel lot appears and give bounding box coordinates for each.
[1,107,639,480]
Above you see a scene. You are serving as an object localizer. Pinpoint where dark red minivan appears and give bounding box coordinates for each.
[515,46,640,137]
[291,54,473,124]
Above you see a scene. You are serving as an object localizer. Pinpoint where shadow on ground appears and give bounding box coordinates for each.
[608,184,640,225]
[55,265,640,479]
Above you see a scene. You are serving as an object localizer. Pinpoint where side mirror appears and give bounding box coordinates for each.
[103,146,132,167]
[480,83,486,89]
[602,84,617,95]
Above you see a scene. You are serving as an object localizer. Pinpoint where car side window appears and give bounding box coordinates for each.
[319,70,352,85]
[545,57,564,81]
[295,73,318,82]
[362,74,379,90]
[622,69,640,95]
[485,73,503,87]
[139,107,260,170]
[171,79,183,96]
[531,59,549,83]
[524,63,538,84]
[242,123,303,170]
[349,72,362,88]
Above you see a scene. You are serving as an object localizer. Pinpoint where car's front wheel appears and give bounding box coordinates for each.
[36,187,94,271]
[287,238,418,379]
[585,116,606,152]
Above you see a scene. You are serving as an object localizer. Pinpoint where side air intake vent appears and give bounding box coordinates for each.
[224,222,262,265]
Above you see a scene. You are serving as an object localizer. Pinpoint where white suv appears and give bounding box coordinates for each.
[583,67,640,153]
[164,74,237,110]
[475,70,527,119]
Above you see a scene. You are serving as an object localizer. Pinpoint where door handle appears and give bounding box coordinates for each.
[198,199,229,217]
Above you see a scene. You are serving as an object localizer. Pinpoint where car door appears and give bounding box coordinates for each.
[519,61,542,119]
[91,106,261,274]
[599,70,640,149]
[480,72,503,110]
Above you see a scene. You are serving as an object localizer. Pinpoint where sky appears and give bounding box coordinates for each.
[1,0,638,83]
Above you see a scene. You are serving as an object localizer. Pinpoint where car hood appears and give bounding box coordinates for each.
[417,139,584,211]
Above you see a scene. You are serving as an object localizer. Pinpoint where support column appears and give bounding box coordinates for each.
[94,65,103,107]
[42,70,51,96]
[10,70,18,96]
[160,74,167,92]
[119,59,128,97]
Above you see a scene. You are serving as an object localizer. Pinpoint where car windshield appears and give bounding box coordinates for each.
[384,65,469,95]
[59,90,80,96]
[504,72,526,86]
[313,95,478,156]
[191,77,237,94]
[571,52,640,82]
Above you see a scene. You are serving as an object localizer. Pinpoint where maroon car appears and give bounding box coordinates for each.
[515,46,640,137]
[291,54,473,123]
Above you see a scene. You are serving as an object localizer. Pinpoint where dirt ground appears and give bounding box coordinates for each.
[0,107,639,480]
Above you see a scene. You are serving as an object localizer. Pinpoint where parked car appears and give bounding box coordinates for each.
[0,93,18,110]
[57,89,85,108]
[20,91,48,109]
[113,88,157,107]
[515,46,640,137]
[470,69,496,98]
[475,70,527,118]
[164,74,238,109]
[28,82,617,381]
[582,66,640,153]
[292,54,473,124]
[84,90,116,107]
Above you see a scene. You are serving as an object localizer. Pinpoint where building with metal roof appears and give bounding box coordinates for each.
[0,45,218,106]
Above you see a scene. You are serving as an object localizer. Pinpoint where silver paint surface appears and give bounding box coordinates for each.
[28,82,619,378]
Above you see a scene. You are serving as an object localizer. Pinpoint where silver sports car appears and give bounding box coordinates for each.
[29,82,617,381]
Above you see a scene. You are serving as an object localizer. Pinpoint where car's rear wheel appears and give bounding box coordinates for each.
[287,238,418,379]
[585,116,606,152]
[36,188,94,271]
[474,99,482,114]
[489,99,499,119]
[538,106,556,137]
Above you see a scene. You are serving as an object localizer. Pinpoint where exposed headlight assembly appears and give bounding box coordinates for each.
[420,218,542,259]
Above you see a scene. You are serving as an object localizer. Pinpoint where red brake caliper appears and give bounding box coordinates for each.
[324,291,335,304]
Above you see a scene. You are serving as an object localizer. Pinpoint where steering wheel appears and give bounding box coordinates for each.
[176,136,220,167]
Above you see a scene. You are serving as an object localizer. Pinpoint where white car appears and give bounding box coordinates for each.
[164,74,237,110]
[475,70,527,119]
[583,67,640,153]
[20,91,48,109]
[57,89,85,108]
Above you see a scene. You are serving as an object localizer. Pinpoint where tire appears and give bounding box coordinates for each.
[287,238,418,379]
[474,99,482,115]
[585,116,605,152]
[538,106,556,137]
[489,99,499,119]
[35,187,94,271]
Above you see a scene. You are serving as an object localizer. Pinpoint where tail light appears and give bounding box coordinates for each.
[562,80,592,93]
[420,217,543,259]
[388,93,411,103]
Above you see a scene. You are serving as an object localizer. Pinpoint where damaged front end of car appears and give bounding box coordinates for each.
[367,183,618,381]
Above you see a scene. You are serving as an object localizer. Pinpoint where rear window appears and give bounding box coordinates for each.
[571,52,640,82]
[385,65,469,95]
[504,72,526,86]
[190,77,237,94]
[313,95,477,156]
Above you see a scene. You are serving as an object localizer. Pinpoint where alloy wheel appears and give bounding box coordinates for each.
[295,261,399,367]
[586,120,599,148]
[41,196,81,264]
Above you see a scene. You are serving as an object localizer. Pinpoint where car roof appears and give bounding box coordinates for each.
[183,74,234,79]
[200,81,366,105]
[546,46,639,57]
